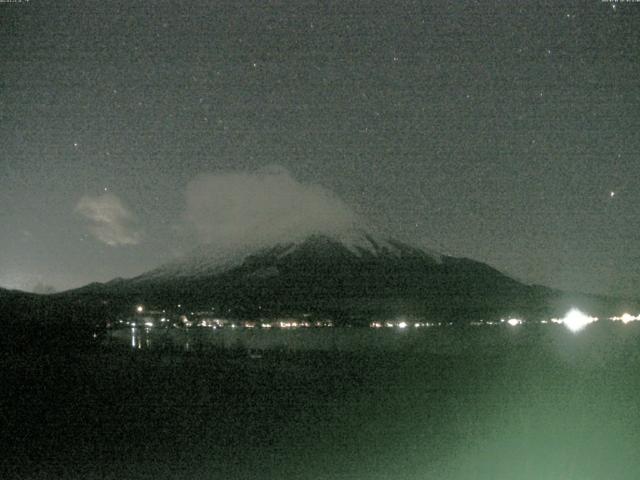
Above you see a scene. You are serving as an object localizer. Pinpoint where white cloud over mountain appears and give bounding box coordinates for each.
[184,165,361,251]
[76,193,142,246]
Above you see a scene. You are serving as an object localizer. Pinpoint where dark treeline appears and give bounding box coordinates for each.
[0,289,109,354]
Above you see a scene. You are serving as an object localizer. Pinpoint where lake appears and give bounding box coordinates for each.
[3,322,640,479]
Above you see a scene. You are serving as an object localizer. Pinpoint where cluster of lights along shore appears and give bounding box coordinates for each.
[124,304,334,330]
[124,305,640,333]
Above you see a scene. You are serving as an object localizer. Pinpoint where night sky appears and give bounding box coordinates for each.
[1,1,639,297]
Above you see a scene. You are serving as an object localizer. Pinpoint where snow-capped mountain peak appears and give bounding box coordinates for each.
[325,228,442,261]
[135,226,442,282]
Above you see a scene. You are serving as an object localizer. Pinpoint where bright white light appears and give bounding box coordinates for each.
[621,313,636,324]
[398,321,408,329]
[562,308,597,332]
[136,305,144,313]
[506,318,522,327]
[611,313,640,324]
[144,321,154,327]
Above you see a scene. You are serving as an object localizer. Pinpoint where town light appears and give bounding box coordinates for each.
[609,313,640,324]
[562,308,597,333]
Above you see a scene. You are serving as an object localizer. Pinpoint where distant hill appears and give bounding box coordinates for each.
[0,287,107,353]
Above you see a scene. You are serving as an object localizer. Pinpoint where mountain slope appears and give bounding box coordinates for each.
[52,229,638,324]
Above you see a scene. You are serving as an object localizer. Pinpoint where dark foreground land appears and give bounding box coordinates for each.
[3,324,640,480]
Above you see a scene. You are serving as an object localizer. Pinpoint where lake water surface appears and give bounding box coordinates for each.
[4,322,640,479]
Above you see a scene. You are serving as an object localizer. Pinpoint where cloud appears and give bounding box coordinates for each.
[184,165,361,250]
[75,193,142,246]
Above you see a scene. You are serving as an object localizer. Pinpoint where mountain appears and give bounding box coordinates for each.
[57,229,638,323]
[0,287,107,353]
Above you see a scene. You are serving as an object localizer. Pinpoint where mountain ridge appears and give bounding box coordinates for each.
[134,228,444,282]
[7,231,636,325]
[57,232,560,322]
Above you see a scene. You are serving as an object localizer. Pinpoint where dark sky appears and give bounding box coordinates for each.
[1,0,639,297]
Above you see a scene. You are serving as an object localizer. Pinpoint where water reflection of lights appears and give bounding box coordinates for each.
[130,326,140,349]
